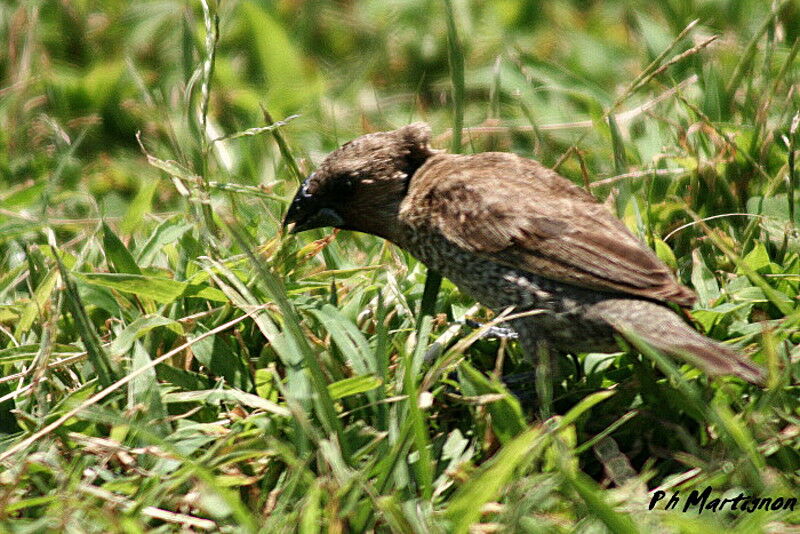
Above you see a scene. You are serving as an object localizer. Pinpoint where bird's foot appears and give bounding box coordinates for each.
[463,318,519,339]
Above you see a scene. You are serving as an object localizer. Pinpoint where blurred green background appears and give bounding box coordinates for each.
[3,0,797,220]
[1,1,798,532]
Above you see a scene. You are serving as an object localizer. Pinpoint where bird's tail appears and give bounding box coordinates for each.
[597,300,766,385]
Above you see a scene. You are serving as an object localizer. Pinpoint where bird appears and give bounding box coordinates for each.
[283,123,765,385]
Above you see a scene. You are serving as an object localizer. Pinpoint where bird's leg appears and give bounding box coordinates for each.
[512,320,558,419]
[533,340,554,419]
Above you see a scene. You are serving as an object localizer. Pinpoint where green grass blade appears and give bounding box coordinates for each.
[223,219,352,463]
[445,426,545,534]
[53,245,119,387]
[405,315,434,499]
[102,222,142,275]
[457,361,526,444]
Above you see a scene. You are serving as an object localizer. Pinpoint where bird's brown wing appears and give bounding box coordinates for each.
[401,152,696,307]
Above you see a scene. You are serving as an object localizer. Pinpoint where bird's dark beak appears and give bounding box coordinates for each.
[283,180,344,234]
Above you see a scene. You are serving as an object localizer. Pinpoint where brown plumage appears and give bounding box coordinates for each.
[284,123,765,384]
[402,152,696,306]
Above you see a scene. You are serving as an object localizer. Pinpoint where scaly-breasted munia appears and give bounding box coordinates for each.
[283,123,765,384]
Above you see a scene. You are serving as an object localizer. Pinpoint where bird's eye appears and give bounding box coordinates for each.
[329,176,355,198]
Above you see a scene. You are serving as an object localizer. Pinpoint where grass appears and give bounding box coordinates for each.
[0,1,799,532]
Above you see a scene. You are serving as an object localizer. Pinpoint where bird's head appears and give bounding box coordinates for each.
[283,123,435,241]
